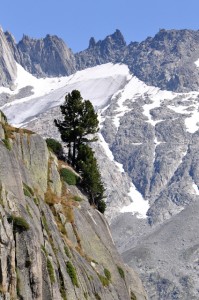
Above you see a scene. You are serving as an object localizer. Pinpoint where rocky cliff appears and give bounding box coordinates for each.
[0,111,147,300]
[0,28,17,87]
[76,29,199,92]
[5,32,76,78]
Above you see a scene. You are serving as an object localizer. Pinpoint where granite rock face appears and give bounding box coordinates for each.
[121,201,199,300]
[125,29,199,92]
[76,29,199,92]
[0,111,147,300]
[5,32,76,77]
[75,29,127,70]
[0,28,17,87]
[99,84,199,299]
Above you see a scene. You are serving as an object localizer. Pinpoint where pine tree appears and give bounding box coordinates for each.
[55,90,106,212]
[54,90,99,166]
[76,144,105,211]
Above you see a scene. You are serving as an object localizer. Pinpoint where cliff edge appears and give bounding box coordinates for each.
[0,111,147,300]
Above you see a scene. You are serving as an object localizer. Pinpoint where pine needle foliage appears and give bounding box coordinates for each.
[55,90,106,213]
[54,90,99,167]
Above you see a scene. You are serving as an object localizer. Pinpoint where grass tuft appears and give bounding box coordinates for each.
[7,215,30,231]
[66,261,79,287]
[117,266,125,280]
[47,258,55,284]
[60,168,77,185]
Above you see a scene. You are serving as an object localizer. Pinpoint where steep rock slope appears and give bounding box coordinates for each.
[76,29,199,92]
[75,30,127,70]
[0,111,147,300]
[0,28,17,87]
[121,201,199,300]
[125,29,199,92]
[5,32,76,77]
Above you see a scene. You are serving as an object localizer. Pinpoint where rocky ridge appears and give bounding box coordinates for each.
[0,111,147,300]
[75,29,199,92]
[2,27,199,91]
[5,31,76,78]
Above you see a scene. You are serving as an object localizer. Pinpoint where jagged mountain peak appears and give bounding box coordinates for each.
[88,36,96,48]
[12,32,77,77]
[87,29,126,50]
[4,31,16,43]
[104,29,126,46]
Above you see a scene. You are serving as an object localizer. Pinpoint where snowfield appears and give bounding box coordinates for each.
[0,63,130,126]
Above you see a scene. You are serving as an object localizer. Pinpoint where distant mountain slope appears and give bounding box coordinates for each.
[2,27,199,91]
[5,32,76,78]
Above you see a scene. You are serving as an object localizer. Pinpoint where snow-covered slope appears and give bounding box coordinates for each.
[0,63,130,126]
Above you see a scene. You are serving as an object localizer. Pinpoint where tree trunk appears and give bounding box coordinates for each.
[72,141,76,167]
[68,143,72,164]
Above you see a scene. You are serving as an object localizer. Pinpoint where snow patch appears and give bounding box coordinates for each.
[194,58,199,68]
[192,183,199,195]
[143,90,175,126]
[184,110,199,133]
[168,102,199,133]
[120,184,149,218]
[98,133,125,173]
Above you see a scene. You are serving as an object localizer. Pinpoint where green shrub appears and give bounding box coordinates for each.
[117,266,125,280]
[33,197,39,206]
[7,215,30,231]
[73,195,82,202]
[41,245,48,256]
[60,168,77,185]
[64,245,71,258]
[26,204,33,218]
[46,138,63,158]
[2,138,11,150]
[41,215,50,235]
[98,274,109,287]
[66,261,79,287]
[23,183,34,198]
[47,258,55,284]
[104,268,111,281]
[0,110,8,123]
[16,268,21,296]
[97,200,106,214]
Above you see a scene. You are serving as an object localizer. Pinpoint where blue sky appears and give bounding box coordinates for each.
[0,0,199,52]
